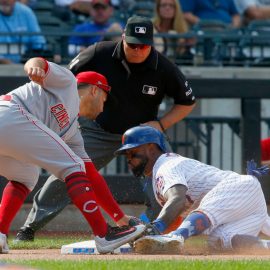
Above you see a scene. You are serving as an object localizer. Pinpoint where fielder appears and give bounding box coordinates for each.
[115,125,270,254]
[0,57,145,253]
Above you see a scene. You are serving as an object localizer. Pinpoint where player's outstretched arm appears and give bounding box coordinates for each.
[149,184,187,234]
[24,57,48,86]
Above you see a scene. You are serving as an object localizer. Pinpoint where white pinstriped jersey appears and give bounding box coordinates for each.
[153,153,270,249]
[152,153,239,207]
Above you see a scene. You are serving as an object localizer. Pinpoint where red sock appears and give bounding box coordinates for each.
[0,181,30,234]
[84,162,124,222]
[65,172,107,237]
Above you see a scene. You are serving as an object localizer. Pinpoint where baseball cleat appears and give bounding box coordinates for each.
[134,234,184,254]
[13,227,35,243]
[0,233,9,254]
[95,224,145,254]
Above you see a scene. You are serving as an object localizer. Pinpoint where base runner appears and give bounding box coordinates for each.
[115,125,270,254]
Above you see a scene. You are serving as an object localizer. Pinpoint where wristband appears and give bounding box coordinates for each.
[152,219,167,233]
[157,118,171,143]
[157,119,165,132]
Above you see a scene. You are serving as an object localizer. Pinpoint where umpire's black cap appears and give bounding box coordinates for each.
[124,16,153,45]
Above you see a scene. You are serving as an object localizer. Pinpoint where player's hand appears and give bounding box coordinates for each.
[128,216,144,226]
[144,223,161,235]
[27,67,46,85]
[116,215,129,226]
[141,121,163,132]
[116,215,143,226]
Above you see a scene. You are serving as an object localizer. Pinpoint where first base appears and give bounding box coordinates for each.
[61,240,132,255]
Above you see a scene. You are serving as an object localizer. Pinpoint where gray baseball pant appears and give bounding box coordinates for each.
[20,119,162,232]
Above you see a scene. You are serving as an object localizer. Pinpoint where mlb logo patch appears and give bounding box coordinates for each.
[135,27,146,34]
[142,85,157,95]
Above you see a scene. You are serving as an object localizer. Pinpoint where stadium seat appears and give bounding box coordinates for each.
[131,1,155,18]
[192,19,228,32]
[192,20,244,66]
[31,0,54,12]
[241,20,270,66]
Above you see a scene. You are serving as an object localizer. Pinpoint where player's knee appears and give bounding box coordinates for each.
[208,234,233,251]
[61,161,86,181]
[12,178,38,191]
[207,235,223,251]
[231,234,261,250]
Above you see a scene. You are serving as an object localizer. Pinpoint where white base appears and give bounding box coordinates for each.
[61,240,132,255]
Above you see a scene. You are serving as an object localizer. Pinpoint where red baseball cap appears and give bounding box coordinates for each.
[76,71,111,93]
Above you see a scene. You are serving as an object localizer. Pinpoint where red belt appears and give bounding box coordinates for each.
[0,95,11,101]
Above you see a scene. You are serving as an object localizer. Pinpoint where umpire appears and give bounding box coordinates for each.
[15,15,196,241]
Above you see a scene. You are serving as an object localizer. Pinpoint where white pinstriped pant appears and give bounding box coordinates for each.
[196,174,268,249]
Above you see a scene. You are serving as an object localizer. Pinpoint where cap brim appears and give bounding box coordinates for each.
[98,84,111,93]
[125,36,153,46]
[114,144,138,156]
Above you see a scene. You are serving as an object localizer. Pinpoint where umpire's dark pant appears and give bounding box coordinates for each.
[21,119,162,232]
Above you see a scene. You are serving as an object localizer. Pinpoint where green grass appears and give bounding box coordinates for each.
[2,260,270,270]
[9,232,90,249]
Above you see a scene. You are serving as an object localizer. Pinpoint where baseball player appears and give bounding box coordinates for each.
[115,125,270,254]
[0,57,145,253]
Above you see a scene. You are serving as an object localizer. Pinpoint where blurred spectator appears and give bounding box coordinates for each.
[68,0,122,56]
[0,0,46,64]
[153,0,189,58]
[69,0,92,14]
[234,0,270,25]
[17,0,36,8]
[179,0,241,28]
[53,0,98,22]
[112,0,135,12]
[261,137,270,165]
[53,0,76,22]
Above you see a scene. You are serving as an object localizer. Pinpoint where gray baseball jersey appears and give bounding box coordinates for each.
[152,153,269,249]
[0,60,89,190]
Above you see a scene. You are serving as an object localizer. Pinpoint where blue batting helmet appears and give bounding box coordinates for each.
[115,125,167,155]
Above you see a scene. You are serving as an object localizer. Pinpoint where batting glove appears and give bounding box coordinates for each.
[246,159,270,178]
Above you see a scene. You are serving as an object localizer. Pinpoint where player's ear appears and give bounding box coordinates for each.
[88,85,97,97]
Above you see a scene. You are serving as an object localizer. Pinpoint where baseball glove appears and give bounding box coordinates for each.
[128,216,143,226]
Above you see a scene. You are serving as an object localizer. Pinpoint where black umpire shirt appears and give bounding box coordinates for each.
[69,41,196,134]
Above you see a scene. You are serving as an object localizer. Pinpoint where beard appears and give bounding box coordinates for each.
[130,155,149,178]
